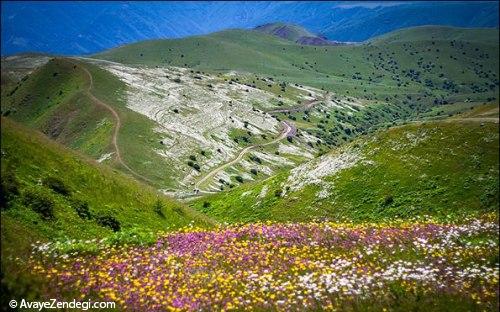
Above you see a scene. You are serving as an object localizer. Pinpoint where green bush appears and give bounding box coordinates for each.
[106,228,156,247]
[382,195,394,207]
[153,199,165,218]
[23,188,55,220]
[70,198,92,220]
[173,205,184,216]
[43,176,71,196]
[235,176,244,183]
[0,170,19,210]
[96,214,121,232]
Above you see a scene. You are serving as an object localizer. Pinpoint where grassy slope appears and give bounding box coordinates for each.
[94,26,499,106]
[1,58,114,158]
[1,58,181,188]
[190,108,499,223]
[369,25,499,44]
[0,117,214,301]
[80,60,183,187]
[1,117,212,283]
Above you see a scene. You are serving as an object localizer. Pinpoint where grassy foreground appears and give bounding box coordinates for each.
[0,118,212,302]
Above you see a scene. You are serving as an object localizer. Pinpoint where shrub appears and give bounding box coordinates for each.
[235,176,244,183]
[96,214,121,232]
[189,155,197,161]
[1,170,19,210]
[274,189,283,197]
[173,206,184,216]
[70,198,92,220]
[43,176,70,196]
[203,201,211,208]
[153,199,165,218]
[23,189,55,220]
[382,195,394,207]
[250,169,258,175]
[107,228,156,246]
[250,155,262,164]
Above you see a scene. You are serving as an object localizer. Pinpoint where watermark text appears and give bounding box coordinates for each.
[9,299,115,310]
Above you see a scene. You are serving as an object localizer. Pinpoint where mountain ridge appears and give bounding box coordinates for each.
[2,1,498,55]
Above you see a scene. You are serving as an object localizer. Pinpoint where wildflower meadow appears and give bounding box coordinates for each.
[28,215,499,311]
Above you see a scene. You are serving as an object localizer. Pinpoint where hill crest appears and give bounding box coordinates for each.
[254,22,345,46]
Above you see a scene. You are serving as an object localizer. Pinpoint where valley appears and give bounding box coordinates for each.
[1,16,498,312]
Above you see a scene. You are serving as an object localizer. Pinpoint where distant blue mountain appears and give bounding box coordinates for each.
[1,1,498,55]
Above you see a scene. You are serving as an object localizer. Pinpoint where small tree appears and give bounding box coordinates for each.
[96,214,121,232]
[23,189,55,220]
[71,198,92,220]
[1,170,19,210]
[153,199,165,218]
[43,176,71,196]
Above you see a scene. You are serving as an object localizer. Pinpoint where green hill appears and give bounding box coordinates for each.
[94,26,499,107]
[2,26,498,194]
[369,25,500,44]
[1,117,212,299]
[1,58,182,188]
[254,22,319,42]
[1,58,114,158]
[190,106,499,223]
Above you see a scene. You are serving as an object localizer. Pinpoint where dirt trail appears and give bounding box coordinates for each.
[266,93,328,114]
[194,92,328,193]
[69,59,154,183]
[450,106,499,123]
[195,121,295,192]
[448,117,499,123]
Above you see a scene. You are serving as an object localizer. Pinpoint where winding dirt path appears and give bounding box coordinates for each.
[194,92,328,193]
[266,92,328,114]
[194,121,295,192]
[69,59,154,183]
